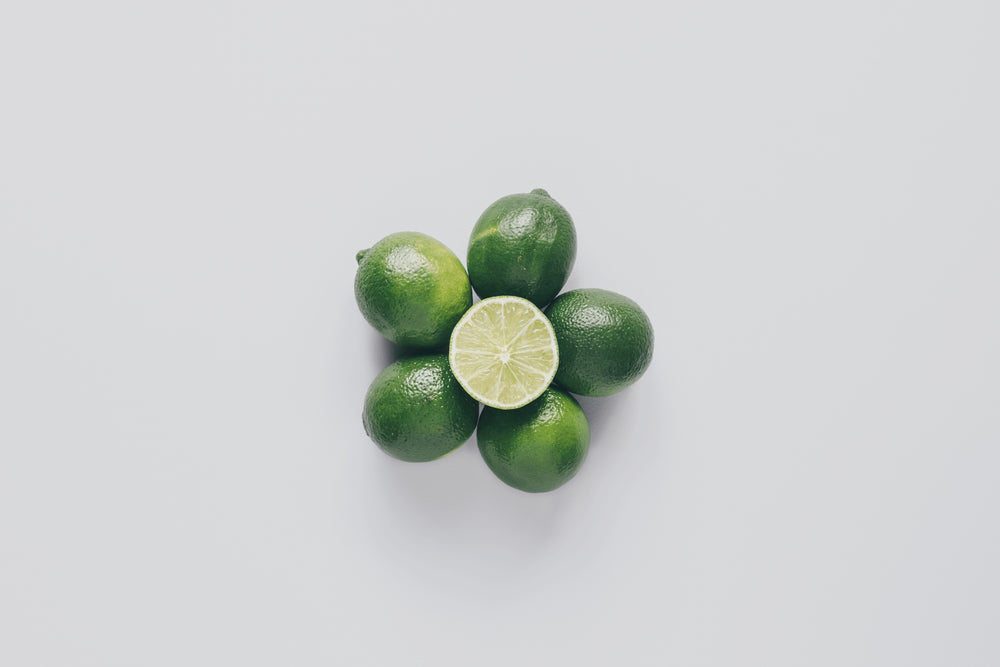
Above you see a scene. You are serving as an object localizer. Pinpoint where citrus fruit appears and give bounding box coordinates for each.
[449,295,559,410]
[544,288,654,397]
[477,387,590,493]
[466,188,577,307]
[362,354,479,462]
[355,232,472,349]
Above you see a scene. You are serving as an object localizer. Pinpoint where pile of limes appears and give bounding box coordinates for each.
[355,189,654,493]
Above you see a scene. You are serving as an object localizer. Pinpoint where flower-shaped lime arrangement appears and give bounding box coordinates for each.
[355,189,654,493]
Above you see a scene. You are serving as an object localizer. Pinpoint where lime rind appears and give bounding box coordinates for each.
[449,296,559,410]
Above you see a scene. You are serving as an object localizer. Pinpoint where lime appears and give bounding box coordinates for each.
[467,188,576,307]
[449,296,559,410]
[362,354,479,462]
[476,387,590,493]
[545,288,654,397]
[355,232,472,349]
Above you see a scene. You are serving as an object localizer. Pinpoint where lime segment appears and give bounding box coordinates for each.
[449,296,559,409]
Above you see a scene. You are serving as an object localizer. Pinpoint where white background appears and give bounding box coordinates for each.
[1,2,998,665]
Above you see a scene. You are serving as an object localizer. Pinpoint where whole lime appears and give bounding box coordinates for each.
[355,232,472,349]
[362,354,479,462]
[476,387,590,493]
[545,288,654,397]
[467,188,576,307]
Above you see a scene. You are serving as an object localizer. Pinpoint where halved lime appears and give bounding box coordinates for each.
[449,296,559,409]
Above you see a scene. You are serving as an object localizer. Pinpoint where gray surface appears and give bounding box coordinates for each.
[2,2,998,665]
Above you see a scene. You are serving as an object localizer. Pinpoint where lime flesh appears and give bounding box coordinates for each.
[449,296,559,410]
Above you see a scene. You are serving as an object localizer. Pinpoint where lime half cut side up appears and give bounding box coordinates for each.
[449,296,559,410]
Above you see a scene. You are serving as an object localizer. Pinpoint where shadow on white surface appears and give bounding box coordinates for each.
[371,433,568,530]
[573,390,634,447]
[367,333,450,370]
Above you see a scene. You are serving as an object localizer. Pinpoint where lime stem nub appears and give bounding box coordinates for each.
[356,249,369,265]
[530,188,551,198]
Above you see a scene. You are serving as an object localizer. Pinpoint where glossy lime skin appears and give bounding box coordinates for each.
[477,388,590,493]
[355,232,472,349]
[362,355,479,462]
[545,288,654,397]
[467,188,576,307]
